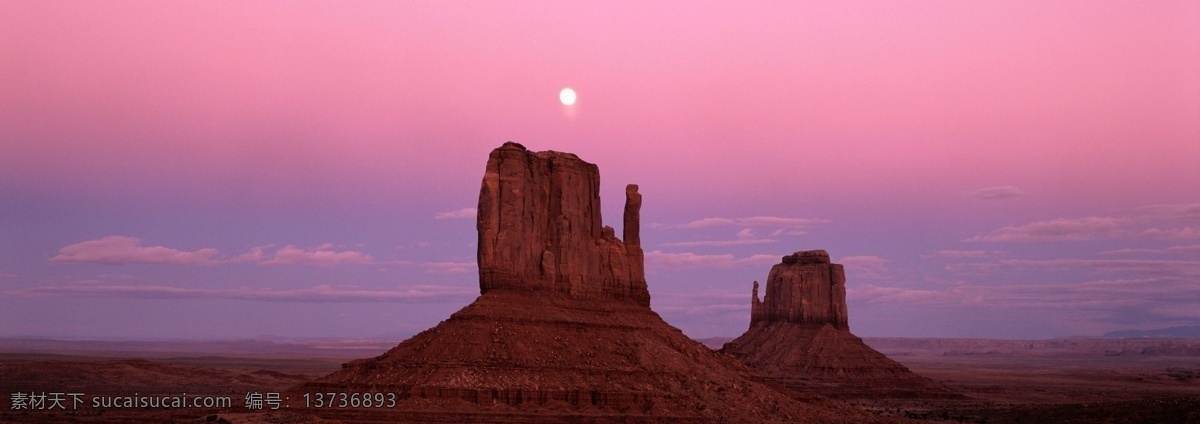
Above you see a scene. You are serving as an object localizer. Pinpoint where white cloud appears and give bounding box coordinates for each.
[435,208,477,220]
[963,204,1200,245]
[1100,245,1200,255]
[7,283,476,303]
[395,241,433,250]
[942,262,1001,274]
[967,217,1124,242]
[50,237,408,268]
[1168,244,1200,253]
[260,244,376,266]
[644,250,779,268]
[50,236,221,266]
[668,216,829,229]
[998,258,1200,277]
[769,228,808,237]
[659,239,775,247]
[923,250,995,259]
[839,255,891,279]
[848,277,1199,312]
[849,282,980,306]
[841,255,889,265]
[659,228,776,247]
[678,217,738,228]
[969,185,1026,200]
[1099,248,1161,255]
[1134,203,1200,224]
[657,217,826,247]
[735,216,830,227]
[1138,227,1200,241]
[423,261,476,274]
[231,246,268,263]
[650,289,755,325]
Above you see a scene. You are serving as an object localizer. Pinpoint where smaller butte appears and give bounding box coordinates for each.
[723,250,960,400]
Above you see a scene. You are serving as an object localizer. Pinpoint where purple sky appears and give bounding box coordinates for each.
[2,1,1198,340]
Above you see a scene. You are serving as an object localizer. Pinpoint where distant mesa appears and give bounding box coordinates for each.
[722,250,960,400]
[294,142,877,422]
[1104,325,1200,339]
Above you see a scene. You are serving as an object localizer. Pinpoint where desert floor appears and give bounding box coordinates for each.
[2,337,1197,423]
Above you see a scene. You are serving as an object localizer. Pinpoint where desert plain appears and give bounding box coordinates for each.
[1,334,1197,423]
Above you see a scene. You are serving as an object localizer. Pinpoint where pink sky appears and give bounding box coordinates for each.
[2,1,1198,339]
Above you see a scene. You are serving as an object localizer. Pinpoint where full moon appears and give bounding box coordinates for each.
[559,88,577,106]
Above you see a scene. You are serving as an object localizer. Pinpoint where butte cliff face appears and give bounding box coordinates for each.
[750,250,847,329]
[295,143,878,423]
[476,143,649,305]
[725,250,959,400]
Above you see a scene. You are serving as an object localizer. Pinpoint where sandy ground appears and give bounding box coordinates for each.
[2,337,1198,423]
[861,338,1200,422]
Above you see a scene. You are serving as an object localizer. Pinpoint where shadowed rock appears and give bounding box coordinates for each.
[725,250,960,400]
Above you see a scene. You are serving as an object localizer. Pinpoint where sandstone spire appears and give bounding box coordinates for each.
[476,142,649,305]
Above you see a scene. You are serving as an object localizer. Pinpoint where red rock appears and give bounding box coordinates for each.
[293,144,885,423]
[477,142,649,306]
[754,250,848,328]
[724,250,960,400]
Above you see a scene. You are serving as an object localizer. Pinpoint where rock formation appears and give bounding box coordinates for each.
[750,250,847,328]
[293,143,881,423]
[724,250,959,400]
[476,143,649,305]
